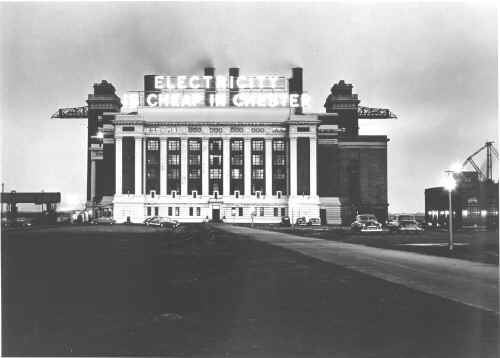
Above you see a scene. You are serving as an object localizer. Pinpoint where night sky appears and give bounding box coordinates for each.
[1,2,497,212]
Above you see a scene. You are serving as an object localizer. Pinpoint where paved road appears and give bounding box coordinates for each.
[219,225,499,314]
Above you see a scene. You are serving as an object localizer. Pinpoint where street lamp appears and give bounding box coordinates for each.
[444,164,461,250]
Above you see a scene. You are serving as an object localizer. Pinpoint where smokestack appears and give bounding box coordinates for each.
[204,67,215,106]
[291,67,303,114]
[229,67,239,106]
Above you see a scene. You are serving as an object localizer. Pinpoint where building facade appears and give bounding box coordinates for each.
[83,68,389,224]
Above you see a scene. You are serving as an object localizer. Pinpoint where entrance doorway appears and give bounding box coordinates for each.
[320,209,327,225]
[212,208,220,222]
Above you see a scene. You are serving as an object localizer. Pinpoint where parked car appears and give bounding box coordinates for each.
[386,214,418,232]
[280,216,291,226]
[396,220,424,234]
[13,217,33,227]
[143,216,157,225]
[91,216,115,225]
[308,218,321,226]
[148,217,180,229]
[351,214,383,232]
[296,217,307,226]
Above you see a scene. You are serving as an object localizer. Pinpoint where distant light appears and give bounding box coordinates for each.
[462,210,469,217]
[443,175,456,191]
[96,131,104,139]
[449,162,463,173]
[481,210,487,217]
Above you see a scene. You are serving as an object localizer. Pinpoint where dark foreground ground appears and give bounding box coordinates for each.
[2,224,499,357]
[250,225,499,265]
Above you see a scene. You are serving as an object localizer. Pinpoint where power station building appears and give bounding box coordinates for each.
[57,67,391,224]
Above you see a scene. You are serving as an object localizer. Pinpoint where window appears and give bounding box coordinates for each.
[273,140,286,151]
[210,168,222,179]
[252,140,264,151]
[189,207,193,216]
[209,140,222,152]
[168,154,180,166]
[209,155,222,166]
[277,191,282,199]
[252,154,263,166]
[231,140,243,151]
[214,191,219,199]
[168,168,180,179]
[192,191,197,198]
[123,126,135,132]
[274,208,279,216]
[168,207,172,216]
[171,191,176,198]
[256,191,261,199]
[147,207,152,216]
[297,126,310,132]
[147,139,160,151]
[189,168,201,179]
[273,154,286,166]
[259,207,265,216]
[188,154,200,166]
[175,207,180,216]
[196,207,201,216]
[231,155,243,166]
[168,140,180,151]
[252,169,264,179]
[188,140,201,151]
[150,190,156,198]
[238,207,243,216]
[274,167,286,179]
[231,168,243,179]
[281,208,286,217]
[154,207,159,216]
[234,191,240,199]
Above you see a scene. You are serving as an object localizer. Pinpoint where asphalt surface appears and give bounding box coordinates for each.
[2,224,499,357]
[220,225,500,314]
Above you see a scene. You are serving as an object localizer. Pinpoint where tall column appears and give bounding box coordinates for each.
[244,138,252,196]
[202,138,209,196]
[115,138,122,195]
[134,137,142,195]
[180,138,188,196]
[223,138,230,196]
[289,137,297,196]
[160,138,167,195]
[310,137,317,196]
[90,160,96,200]
[265,138,273,196]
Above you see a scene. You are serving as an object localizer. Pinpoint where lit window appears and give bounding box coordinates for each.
[196,207,201,216]
[189,168,201,179]
[273,154,286,166]
[209,168,222,179]
[238,207,243,216]
[175,207,180,216]
[252,140,264,152]
[274,208,279,216]
[147,139,160,151]
[259,207,265,216]
[273,140,286,151]
[231,140,243,151]
[281,208,286,216]
[231,168,243,179]
[188,140,201,151]
[167,169,180,179]
[167,154,180,166]
[168,140,180,151]
[252,154,263,166]
[252,169,264,179]
[188,154,200,166]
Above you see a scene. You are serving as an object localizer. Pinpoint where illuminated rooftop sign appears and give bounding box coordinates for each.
[135,74,310,110]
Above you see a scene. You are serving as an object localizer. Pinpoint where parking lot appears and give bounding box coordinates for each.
[252,225,499,264]
[2,224,499,356]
